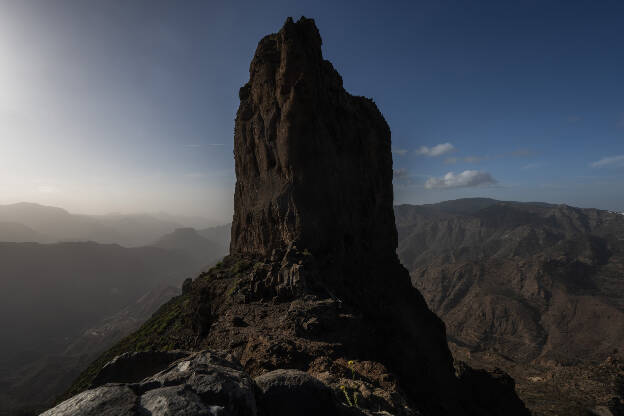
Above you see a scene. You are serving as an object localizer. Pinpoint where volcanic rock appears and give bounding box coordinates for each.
[230,16,395,263]
[41,385,138,416]
[60,18,529,416]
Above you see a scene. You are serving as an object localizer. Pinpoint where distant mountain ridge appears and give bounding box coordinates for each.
[150,227,227,269]
[0,221,47,242]
[395,198,624,415]
[0,202,221,247]
[0,213,231,416]
[197,223,231,248]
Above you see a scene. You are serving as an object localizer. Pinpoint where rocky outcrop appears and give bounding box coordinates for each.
[230,16,395,265]
[228,17,525,415]
[44,351,256,416]
[42,385,138,416]
[60,18,529,416]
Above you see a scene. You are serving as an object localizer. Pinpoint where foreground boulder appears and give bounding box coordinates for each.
[60,17,529,416]
[44,351,256,416]
[44,350,382,415]
[91,350,189,387]
[42,386,138,416]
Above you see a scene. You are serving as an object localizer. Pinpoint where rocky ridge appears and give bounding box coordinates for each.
[52,18,529,416]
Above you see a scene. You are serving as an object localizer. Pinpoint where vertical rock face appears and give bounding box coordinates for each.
[226,17,528,415]
[228,19,454,395]
[231,17,396,264]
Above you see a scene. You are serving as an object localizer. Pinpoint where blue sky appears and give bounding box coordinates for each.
[0,0,623,221]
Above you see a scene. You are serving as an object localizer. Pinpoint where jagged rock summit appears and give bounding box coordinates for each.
[231,16,395,264]
[54,17,529,416]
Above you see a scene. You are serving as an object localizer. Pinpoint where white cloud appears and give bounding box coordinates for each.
[425,170,496,189]
[392,148,408,156]
[590,155,624,168]
[416,142,454,157]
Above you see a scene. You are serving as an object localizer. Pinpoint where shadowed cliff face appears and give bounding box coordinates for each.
[227,18,528,415]
[231,17,396,263]
[229,18,463,408]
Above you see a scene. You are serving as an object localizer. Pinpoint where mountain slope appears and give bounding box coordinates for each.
[198,223,231,250]
[150,227,226,268]
[0,285,179,416]
[0,242,196,416]
[0,221,48,242]
[395,199,624,415]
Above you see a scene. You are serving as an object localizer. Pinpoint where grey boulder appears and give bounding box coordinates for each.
[40,385,137,416]
[42,351,255,416]
[254,369,335,416]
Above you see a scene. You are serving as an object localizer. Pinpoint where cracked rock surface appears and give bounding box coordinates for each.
[43,350,383,416]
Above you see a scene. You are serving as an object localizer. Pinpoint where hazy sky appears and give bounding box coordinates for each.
[1,0,623,222]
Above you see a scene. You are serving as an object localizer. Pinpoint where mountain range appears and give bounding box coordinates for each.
[0,202,223,247]
[13,15,624,416]
[395,198,624,415]
[6,197,624,415]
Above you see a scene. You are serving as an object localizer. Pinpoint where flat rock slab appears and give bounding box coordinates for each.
[40,385,138,416]
[43,351,256,416]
